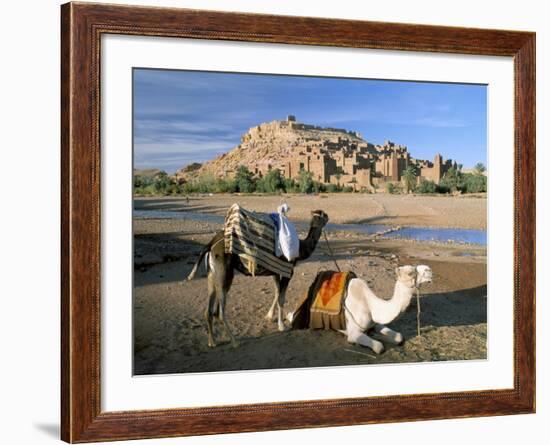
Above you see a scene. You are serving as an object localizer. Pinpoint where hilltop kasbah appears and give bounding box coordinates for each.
[176,115,458,191]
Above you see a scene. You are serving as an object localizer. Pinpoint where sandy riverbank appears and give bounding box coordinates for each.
[133,213,487,375]
[134,192,487,229]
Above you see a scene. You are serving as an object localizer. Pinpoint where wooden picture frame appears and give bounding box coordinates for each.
[61,2,535,442]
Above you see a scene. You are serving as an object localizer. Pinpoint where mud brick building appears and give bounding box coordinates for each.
[253,116,456,191]
[177,115,457,191]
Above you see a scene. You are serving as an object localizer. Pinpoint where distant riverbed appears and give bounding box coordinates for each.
[134,193,487,230]
[134,209,487,245]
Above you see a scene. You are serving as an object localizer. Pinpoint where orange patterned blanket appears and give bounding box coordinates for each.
[291,271,356,330]
[310,272,351,315]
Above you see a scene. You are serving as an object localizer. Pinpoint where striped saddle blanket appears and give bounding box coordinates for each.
[224,204,294,278]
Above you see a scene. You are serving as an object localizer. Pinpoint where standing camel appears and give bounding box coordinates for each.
[187,210,329,347]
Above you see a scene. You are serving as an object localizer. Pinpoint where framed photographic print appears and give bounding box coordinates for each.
[61,2,535,442]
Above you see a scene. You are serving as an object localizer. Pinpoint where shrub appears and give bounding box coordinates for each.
[234,165,255,193]
[463,173,487,193]
[283,178,298,193]
[298,169,314,194]
[385,182,397,194]
[256,169,284,193]
[439,167,463,193]
[134,171,187,195]
[416,180,438,194]
[213,178,237,193]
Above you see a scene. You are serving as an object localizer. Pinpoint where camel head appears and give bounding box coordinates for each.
[415,265,433,285]
[395,265,418,288]
[310,210,329,229]
[395,264,433,288]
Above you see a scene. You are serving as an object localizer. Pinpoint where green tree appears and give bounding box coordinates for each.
[234,165,255,193]
[439,167,463,193]
[402,165,417,193]
[256,169,284,193]
[298,169,314,194]
[283,177,297,193]
[473,162,486,175]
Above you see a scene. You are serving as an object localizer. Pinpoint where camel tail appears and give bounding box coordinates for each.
[187,231,224,281]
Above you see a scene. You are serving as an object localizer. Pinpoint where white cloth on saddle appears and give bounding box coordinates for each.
[272,203,299,262]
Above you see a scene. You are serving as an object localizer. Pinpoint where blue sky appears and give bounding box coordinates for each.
[133,69,487,173]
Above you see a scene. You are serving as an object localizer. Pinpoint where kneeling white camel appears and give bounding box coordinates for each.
[289,265,432,354]
[342,265,432,354]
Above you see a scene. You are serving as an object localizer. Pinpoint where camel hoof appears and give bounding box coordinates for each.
[208,340,216,348]
[395,333,404,345]
[278,323,287,332]
[265,312,275,322]
[372,342,385,355]
[231,340,240,348]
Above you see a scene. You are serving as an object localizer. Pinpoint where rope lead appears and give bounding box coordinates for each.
[416,287,421,337]
[323,230,341,272]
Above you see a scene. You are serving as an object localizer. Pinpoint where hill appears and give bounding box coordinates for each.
[175,115,456,190]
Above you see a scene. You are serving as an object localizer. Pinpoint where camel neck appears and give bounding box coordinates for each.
[365,280,415,325]
[298,224,323,260]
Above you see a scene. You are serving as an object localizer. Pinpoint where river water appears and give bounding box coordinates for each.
[133,210,487,246]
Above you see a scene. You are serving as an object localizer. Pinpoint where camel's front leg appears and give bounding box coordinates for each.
[374,324,404,345]
[276,277,290,331]
[265,290,278,322]
[265,276,290,331]
[346,328,384,354]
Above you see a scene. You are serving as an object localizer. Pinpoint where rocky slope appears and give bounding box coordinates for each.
[175,118,365,181]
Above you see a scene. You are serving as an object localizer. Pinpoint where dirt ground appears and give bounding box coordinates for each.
[133,206,487,375]
[134,192,487,229]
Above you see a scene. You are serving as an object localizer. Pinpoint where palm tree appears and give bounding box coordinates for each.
[402,165,417,194]
[473,162,486,175]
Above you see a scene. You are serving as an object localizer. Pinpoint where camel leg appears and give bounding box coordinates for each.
[209,241,239,348]
[204,277,217,348]
[218,299,237,347]
[374,324,404,345]
[276,276,290,332]
[346,328,385,354]
[265,276,280,321]
[216,261,239,348]
[265,294,278,321]
[217,286,239,347]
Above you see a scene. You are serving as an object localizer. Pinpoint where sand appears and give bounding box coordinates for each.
[134,192,487,229]
[133,196,487,375]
